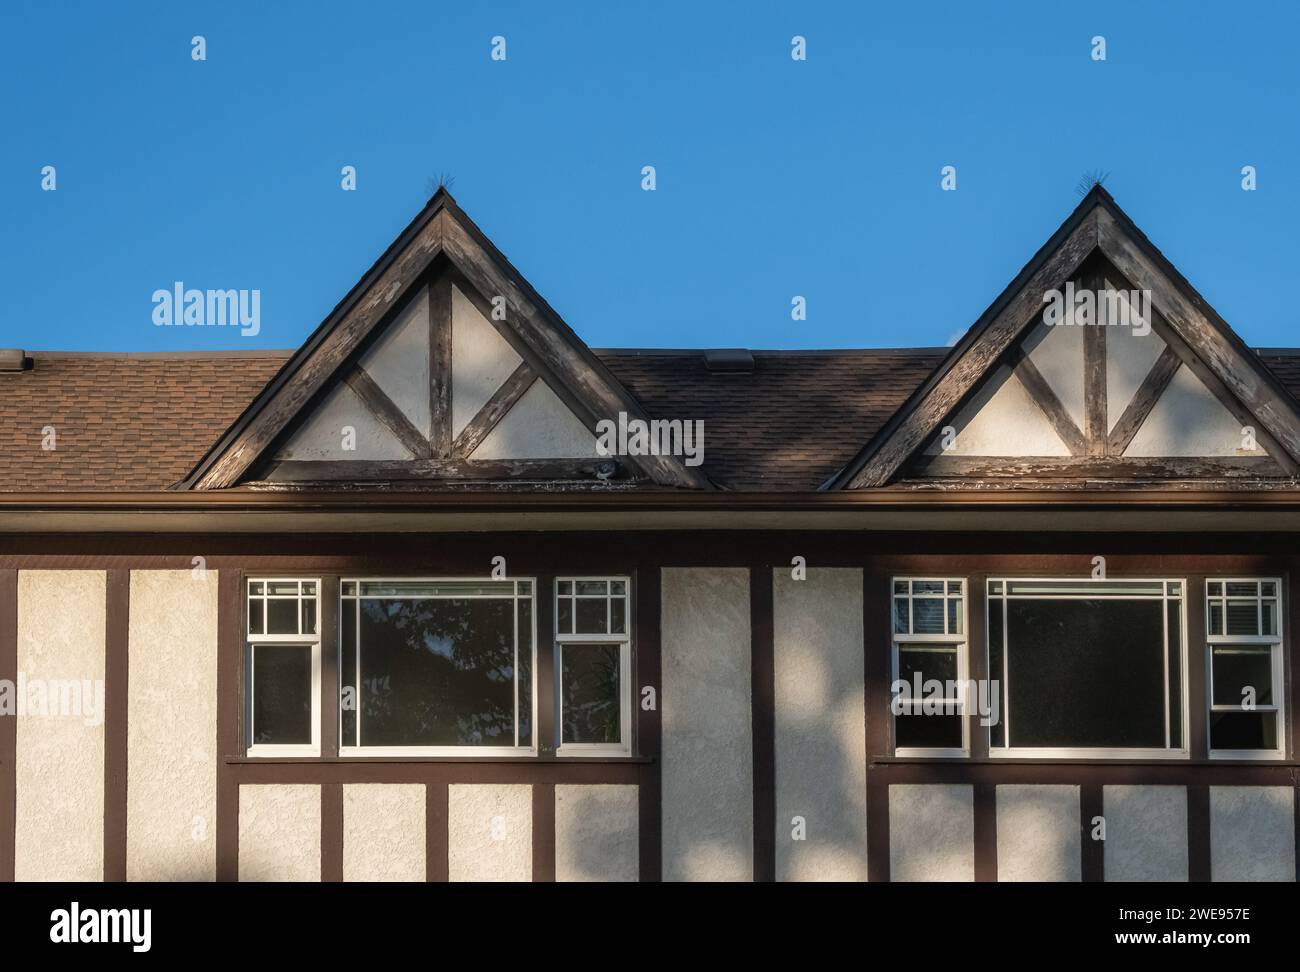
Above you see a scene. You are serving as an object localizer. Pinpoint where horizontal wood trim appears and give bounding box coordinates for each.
[225,761,643,785]
[872,761,1300,786]
[342,366,430,459]
[452,362,537,458]
[912,454,1285,480]
[262,457,628,483]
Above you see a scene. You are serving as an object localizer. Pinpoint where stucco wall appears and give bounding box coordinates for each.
[15,569,106,881]
[996,784,1080,882]
[358,285,431,435]
[925,364,1070,456]
[343,783,426,882]
[889,784,974,881]
[447,783,532,881]
[126,569,219,880]
[661,568,753,881]
[1210,786,1295,882]
[555,784,638,882]
[1103,784,1187,882]
[451,282,522,437]
[470,380,597,460]
[239,784,321,882]
[773,568,866,881]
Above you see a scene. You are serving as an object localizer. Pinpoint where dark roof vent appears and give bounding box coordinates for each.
[0,350,32,372]
[703,348,754,373]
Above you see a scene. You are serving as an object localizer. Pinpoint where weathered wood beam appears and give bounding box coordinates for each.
[193,208,447,489]
[1106,345,1182,456]
[1096,206,1300,473]
[845,208,1101,488]
[429,275,453,457]
[1082,269,1108,457]
[911,454,1284,480]
[452,362,538,458]
[1008,347,1086,456]
[439,209,711,490]
[262,457,628,483]
[341,366,429,459]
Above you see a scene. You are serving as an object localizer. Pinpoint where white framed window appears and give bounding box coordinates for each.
[1207,578,1284,759]
[556,577,631,756]
[339,578,535,757]
[891,577,968,757]
[246,578,321,757]
[987,578,1187,759]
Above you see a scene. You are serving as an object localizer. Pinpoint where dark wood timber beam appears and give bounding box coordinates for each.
[429,275,453,457]
[342,366,430,459]
[1008,347,1086,456]
[845,208,1100,488]
[262,456,628,483]
[1106,345,1182,456]
[193,209,447,489]
[439,210,711,490]
[1082,268,1108,457]
[452,362,538,458]
[912,454,1284,480]
[1096,206,1300,471]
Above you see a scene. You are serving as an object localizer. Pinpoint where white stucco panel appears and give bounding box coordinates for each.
[273,381,411,461]
[996,784,1080,881]
[1125,365,1264,457]
[925,364,1070,456]
[447,783,532,881]
[358,285,432,435]
[1103,784,1187,882]
[470,379,597,459]
[555,784,639,882]
[890,784,974,881]
[343,783,426,882]
[451,282,523,437]
[239,784,321,882]
[1210,786,1295,882]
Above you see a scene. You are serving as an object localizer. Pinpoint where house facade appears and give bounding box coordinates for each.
[1,185,1297,882]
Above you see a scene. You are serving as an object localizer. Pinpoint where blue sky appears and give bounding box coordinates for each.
[3,1,1298,353]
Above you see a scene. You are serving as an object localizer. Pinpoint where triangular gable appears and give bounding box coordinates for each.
[827,187,1300,487]
[181,190,711,490]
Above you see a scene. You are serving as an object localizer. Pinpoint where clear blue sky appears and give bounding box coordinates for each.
[4,0,1298,353]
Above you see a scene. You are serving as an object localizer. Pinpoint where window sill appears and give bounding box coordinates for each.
[875,756,1299,767]
[226,754,655,765]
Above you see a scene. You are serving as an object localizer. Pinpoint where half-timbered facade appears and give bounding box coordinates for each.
[1,185,1297,881]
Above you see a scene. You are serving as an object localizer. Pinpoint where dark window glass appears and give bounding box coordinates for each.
[358,598,516,747]
[912,598,945,634]
[561,644,621,744]
[1210,710,1277,751]
[248,598,264,636]
[988,595,1005,748]
[267,598,299,635]
[1226,601,1258,636]
[1004,598,1166,748]
[1167,601,1182,748]
[1212,648,1273,707]
[341,598,357,747]
[893,598,908,634]
[611,597,627,635]
[557,598,572,635]
[252,646,312,745]
[898,647,957,684]
[302,597,317,637]
[575,598,607,634]
[517,599,532,747]
[895,712,962,749]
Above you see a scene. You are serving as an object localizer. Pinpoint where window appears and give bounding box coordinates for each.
[339,579,535,756]
[987,579,1185,757]
[1207,579,1284,757]
[246,578,320,756]
[891,578,967,755]
[556,578,631,755]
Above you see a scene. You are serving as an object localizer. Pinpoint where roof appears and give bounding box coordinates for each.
[5,345,1300,493]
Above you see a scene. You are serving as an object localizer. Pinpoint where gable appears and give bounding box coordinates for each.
[830,188,1300,487]
[182,191,709,490]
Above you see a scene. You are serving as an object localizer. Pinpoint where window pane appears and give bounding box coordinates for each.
[561,644,621,745]
[517,599,532,747]
[301,597,317,637]
[340,599,356,747]
[1210,710,1277,751]
[249,581,265,596]
[248,598,264,636]
[1261,581,1277,597]
[1226,601,1259,636]
[557,581,572,595]
[914,580,944,595]
[1207,581,1222,596]
[912,598,945,634]
[358,597,517,747]
[267,598,299,635]
[893,580,908,595]
[947,581,963,595]
[611,597,627,635]
[252,646,312,745]
[575,580,608,596]
[1208,601,1223,636]
[895,712,962,749]
[1167,601,1182,748]
[947,598,963,635]
[341,581,357,596]
[610,581,626,596]
[893,598,908,634]
[898,647,957,685]
[575,598,608,634]
[266,581,300,596]
[1225,582,1257,597]
[1005,598,1166,748]
[1262,600,1277,636]
[356,580,514,597]
[1212,648,1273,707]
[557,598,572,635]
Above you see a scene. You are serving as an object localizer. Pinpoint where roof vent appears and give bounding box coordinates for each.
[703,348,754,373]
[0,350,32,372]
